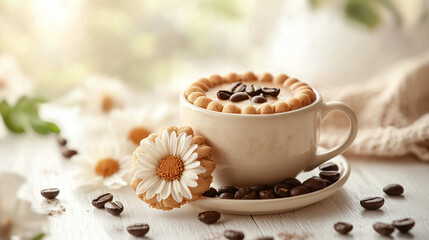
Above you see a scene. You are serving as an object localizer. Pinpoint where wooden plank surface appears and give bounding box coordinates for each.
[1,134,428,240]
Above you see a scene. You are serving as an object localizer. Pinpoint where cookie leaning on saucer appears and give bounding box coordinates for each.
[130,126,216,210]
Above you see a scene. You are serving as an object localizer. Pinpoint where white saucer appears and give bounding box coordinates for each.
[190,154,350,215]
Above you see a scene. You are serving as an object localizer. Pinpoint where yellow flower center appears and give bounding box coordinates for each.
[156,155,184,181]
[94,158,120,177]
[128,126,151,145]
[101,95,114,113]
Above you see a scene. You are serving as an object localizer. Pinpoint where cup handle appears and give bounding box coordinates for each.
[304,101,358,171]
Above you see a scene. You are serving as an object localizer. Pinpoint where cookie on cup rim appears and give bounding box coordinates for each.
[130,126,215,210]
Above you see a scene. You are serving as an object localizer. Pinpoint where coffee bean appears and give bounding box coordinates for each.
[217,90,233,100]
[198,211,221,224]
[56,136,67,146]
[224,230,244,240]
[92,193,113,209]
[235,84,246,92]
[41,188,60,199]
[127,224,149,237]
[262,87,280,97]
[202,187,218,198]
[321,178,333,187]
[360,197,384,210]
[245,84,262,97]
[283,178,302,188]
[234,187,256,199]
[229,82,242,92]
[319,171,340,182]
[274,184,290,198]
[392,218,415,233]
[319,162,339,171]
[105,201,124,216]
[250,184,269,192]
[303,177,326,192]
[230,92,249,102]
[373,222,394,236]
[259,190,275,199]
[383,184,404,196]
[251,95,267,104]
[218,186,238,195]
[334,222,353,234]
[218,192,235,199]
[62,149,77,159]
[256,237,274,240]
[290,186,310,196]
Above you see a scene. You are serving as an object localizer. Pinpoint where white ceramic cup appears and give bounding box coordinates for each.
[179,90,358,186]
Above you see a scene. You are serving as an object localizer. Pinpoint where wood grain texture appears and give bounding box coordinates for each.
[0,134,428,240]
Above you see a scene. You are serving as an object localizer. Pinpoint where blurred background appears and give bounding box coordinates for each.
[1,0,428,100]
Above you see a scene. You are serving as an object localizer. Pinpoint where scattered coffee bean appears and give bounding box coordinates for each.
[218,192,235,199]
[255,237,274,240]
[92,193,113,209]
[283,178,302,188]
[383,184,404,196]
[198,211,221,224]
[259,190,275,199]
[250,184,268,192]
[360,197,384,210]
[334,222,353,234]
[234,187,256,199]
[41,188,60,199]
[373,222,394,236]
[252,94,267,104]
[229,82,242,92]
[262,87,280,97]
[235,84,246,92]
[62,149,77,159]
[56,136,67,146]
[217,90,233,100]
[303,177,326,192]
[224,230,244,240]
[290,186,310,196]
[319,162,339,171]
[321,178,333,187]
[392,218,415,233]
[202,187,218,198]
[319,171,340,182]
[105,201,124,216]
[274,184,290,198]
[230,92,249,102]
[127,224,149,237]
[245,84,262,96]
[218,186,238,195]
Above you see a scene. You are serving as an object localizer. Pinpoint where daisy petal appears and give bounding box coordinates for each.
[161,181,172,200]
[182,144,198,161]
[176,133,187,156]
[170,131,177,156]
[193,166,206,175]
[183,170,198,180]
[136,176,159,194]
[171,180,183,203]
[179,135,192,158]
[183,152,198,165]
[146,178,162,199]
[179,179,193,199]
[184,161,200,170]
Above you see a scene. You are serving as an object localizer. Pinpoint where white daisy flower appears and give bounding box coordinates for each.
[0,172,47,239]
[72,142,131,191]
[132,129,206,203]
[0,56,33,104]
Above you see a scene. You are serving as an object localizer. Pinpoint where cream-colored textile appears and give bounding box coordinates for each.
[319,53,429,161]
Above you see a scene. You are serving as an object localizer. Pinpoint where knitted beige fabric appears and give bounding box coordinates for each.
[319,53,429,161]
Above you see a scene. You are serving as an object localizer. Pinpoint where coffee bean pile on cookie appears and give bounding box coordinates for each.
[217,82,280,103]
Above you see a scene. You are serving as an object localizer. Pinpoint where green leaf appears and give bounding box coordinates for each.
[31,233,45,240]
[4,110,26,133]
[345,0,380,29]
[29,117,60,134]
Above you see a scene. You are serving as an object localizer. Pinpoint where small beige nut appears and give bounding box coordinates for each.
[209,74,223,86]
[198,78,212,88]
[258,103,273,114]
[191,81,209,91]
[296,94,312,106]
[222,104,241,114]
[185,86,204,98]
[290,81,308,91]
[273,74,288,85]
[259,72,273,82]
[273,101,290,113]
[191,136,205,145]
[194,96,212,108]
[242,71,257,82]
[283,78,299,88]
[207,101,224,112]
[225,73,239,83]
[299,89,316,101]
[287,97,302,110]
[178,126,194,136]
[242,105,257,114]
[187,92,205,103]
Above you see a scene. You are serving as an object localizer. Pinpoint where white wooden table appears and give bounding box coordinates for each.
[1,134,428,240]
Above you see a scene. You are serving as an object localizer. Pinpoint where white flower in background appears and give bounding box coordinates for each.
[72,142,131,191]
[132,130,206,203]
[0,172,47,239]
[0,56,33,104]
